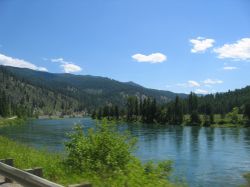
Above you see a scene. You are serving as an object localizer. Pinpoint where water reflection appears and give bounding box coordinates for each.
[0,118,250,187]
[204,127,215,151]
[190,127,201,154]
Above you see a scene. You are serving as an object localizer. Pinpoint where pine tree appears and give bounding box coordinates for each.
[114,105,119,120]
[244,103,250,122]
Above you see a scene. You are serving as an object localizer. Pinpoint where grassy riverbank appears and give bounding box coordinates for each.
[94,114,248,128]
[0,136,84,185]
[0,117,26,127]
[0,122,182,187]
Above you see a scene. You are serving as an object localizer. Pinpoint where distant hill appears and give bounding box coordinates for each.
[0,65,186,116]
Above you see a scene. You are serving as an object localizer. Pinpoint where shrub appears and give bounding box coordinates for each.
[64,120,179,186]
[64,120,136,178]
[228,107,239,124]
[218,119,226,125]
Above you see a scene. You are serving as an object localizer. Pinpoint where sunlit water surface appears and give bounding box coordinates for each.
[0,117,250,187]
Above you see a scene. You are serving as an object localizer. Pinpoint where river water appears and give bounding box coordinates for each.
[0,117,250,187]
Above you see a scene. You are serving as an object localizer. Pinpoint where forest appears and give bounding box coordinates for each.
[0,65,184,117]
[92,91,250,126]
[1,65,250,126]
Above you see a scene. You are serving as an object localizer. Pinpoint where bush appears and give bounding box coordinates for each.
[64,120,179,186]
[218,119,226,125]
[64,120,136,178]
[228,107,239,124]
[0,120,181,187]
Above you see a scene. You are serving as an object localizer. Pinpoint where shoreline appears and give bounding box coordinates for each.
[92,117,249,128]
[0,117,27,128]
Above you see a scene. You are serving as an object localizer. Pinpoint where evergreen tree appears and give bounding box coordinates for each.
[97,107,102,120]
[114,105,119,120]
[188,92,198,113]
[173,96,183,124]
[244,103,250,122]
[190,111,201,125]
[91,110,96,119]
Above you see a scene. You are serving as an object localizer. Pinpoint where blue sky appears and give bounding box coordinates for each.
[0,0,249,94]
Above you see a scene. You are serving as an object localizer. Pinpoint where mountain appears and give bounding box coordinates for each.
[0,65,186,116]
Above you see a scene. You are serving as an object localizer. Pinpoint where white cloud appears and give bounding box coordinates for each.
[132,53,167,63]
[0,53,48,71]
[214,38,250,60]
[190,37,215,53]
[188,80,200,87]
[195,89,209,94]
[37,67,48,72]
[51,58,65,63]
[51,57,82,73]
[61,63,82,73]
[177,80,200,87]
[223,66,238,70]
[202,78,223,85]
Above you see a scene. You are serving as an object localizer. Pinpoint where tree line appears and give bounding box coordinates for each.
[92,92,250,126]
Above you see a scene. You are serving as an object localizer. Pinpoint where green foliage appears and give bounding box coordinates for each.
[64,121,136,178]
[144,160,172,178]
[0,65,183,115]
[228,107,240,124]
[0,136,78,185]
[0,117,25,127]
[0,120,182,187]
[188,92,198,113]
[64,120,180,186]
[0,66,79,117]
[244,103,250,124]
[190,111,201,125]
[242,172,250,187]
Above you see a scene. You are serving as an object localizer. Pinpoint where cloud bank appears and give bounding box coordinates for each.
[214,38,250,60]
[0,53,48,71]
[132,53,167,63]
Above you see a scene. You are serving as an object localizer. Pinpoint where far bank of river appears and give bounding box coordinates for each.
[0,117,250,187]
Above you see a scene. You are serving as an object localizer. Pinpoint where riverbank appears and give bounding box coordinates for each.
[0,122,181,187]
[0,136,87,186]
[93,114,249,128]
[0,117,26,127]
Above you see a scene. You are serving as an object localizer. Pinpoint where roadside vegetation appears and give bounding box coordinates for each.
[0,120,183,187]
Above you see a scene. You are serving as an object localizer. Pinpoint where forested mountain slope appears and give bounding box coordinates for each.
[0,65,185,116]
[1,65,249,118]
[0,67,79,117]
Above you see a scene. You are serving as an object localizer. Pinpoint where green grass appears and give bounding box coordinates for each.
[0,134,182,187]
[0,117,26,127]
[0,136,182,187]
[183,114,246,127]
[0,136,89,185]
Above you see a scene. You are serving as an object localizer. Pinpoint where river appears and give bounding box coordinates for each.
[0,117,250,187]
